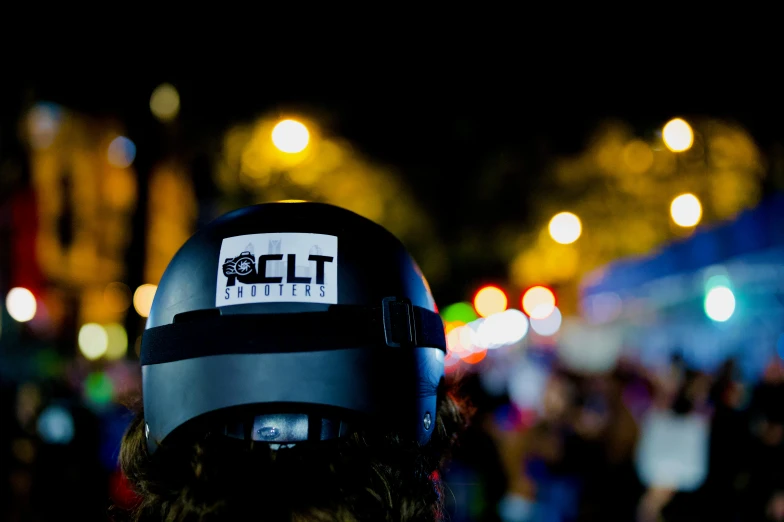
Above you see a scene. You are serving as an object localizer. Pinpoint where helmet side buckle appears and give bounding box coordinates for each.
[381,296,416,348]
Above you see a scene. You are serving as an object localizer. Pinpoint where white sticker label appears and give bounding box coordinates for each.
[216,233,338,307]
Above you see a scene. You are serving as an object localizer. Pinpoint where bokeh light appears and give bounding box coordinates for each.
[530,307,563,336]
[26,102,62,150]
[623,140,654,174]
[548,212,582,244]
[149,83,180,122]
[84,371,114,406]
[104,323,129,360]
[475,309,529,348]
[110,468,140,509]
[461,348,487,364]
[446,327,466,354]
[473,286,508,318]
[670,193,702,227]
[6,287,37,322]
[662,118,694,152]
[78,323,109,360]
[37,405,75,445]
[441,302,479,324]
[271,119,310,153]
[447,309,530,360]
[704,286,735,322]
[108,136,136,168]
[133,284,157,317]
[444,321,465,335]
[522,286,556,319]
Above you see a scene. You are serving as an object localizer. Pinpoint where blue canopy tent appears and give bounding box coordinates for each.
[579,193,784,378]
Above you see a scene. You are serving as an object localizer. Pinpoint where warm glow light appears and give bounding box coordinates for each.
[78,323,108,360]
[444,320,465,334]
[5,287,37,322]
[460,348,487,364]
[670,193,702,227]
[548,212,582,244]
[473,286,508,318]
[133,284,157,318]
[150,83,180,122]
[104,282,132,313]
[623,140,654,174]
[446,327,468,354]
[662,118,694,152]
[522,286,556,319]
[271,119,310,153]
[104,323,129,360]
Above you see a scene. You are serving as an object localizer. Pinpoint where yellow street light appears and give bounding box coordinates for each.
[133,284,157,318]
[662,118,694,152]
[548,212,582,244]
[271,119,310,153]
[150,83,180,122]
[5,287,37,323]
[670,193,702,227]
[78,323,109,360]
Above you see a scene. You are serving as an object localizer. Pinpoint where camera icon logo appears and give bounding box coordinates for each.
[222,251,257,286]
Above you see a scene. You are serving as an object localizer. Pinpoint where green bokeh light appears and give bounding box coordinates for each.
[441,302,478,324]
[84,372,114,405]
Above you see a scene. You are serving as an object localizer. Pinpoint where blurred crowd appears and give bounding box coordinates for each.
[4,349,784,522]
[444,352,784,522]
[1,361,140,522]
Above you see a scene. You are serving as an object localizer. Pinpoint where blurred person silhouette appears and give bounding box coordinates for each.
[493,368,580,522]
[740,357,784,521]
[2,381,18,521]
[572,372,642,522]
[116,203,465,522]
[701,358,750,522]
[637,359,712,522]
[440,371,506,522]
[4,378,107,521]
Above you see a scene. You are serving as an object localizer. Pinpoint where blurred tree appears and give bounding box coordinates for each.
[508,119,766,313]
[215,114,450,286]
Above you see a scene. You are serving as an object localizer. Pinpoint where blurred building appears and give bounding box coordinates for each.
[1,101,198,367]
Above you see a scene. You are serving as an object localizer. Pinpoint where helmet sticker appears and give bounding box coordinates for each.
[216,233,338,307]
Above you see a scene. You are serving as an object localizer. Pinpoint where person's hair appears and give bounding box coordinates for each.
[116,382,467,522]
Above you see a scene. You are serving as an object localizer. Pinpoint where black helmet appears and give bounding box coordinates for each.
[141,202,446,453]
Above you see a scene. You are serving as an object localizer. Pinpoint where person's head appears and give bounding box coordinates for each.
[117,202,464,521]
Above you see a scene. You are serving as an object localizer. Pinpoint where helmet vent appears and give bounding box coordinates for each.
[173,309,222,324]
